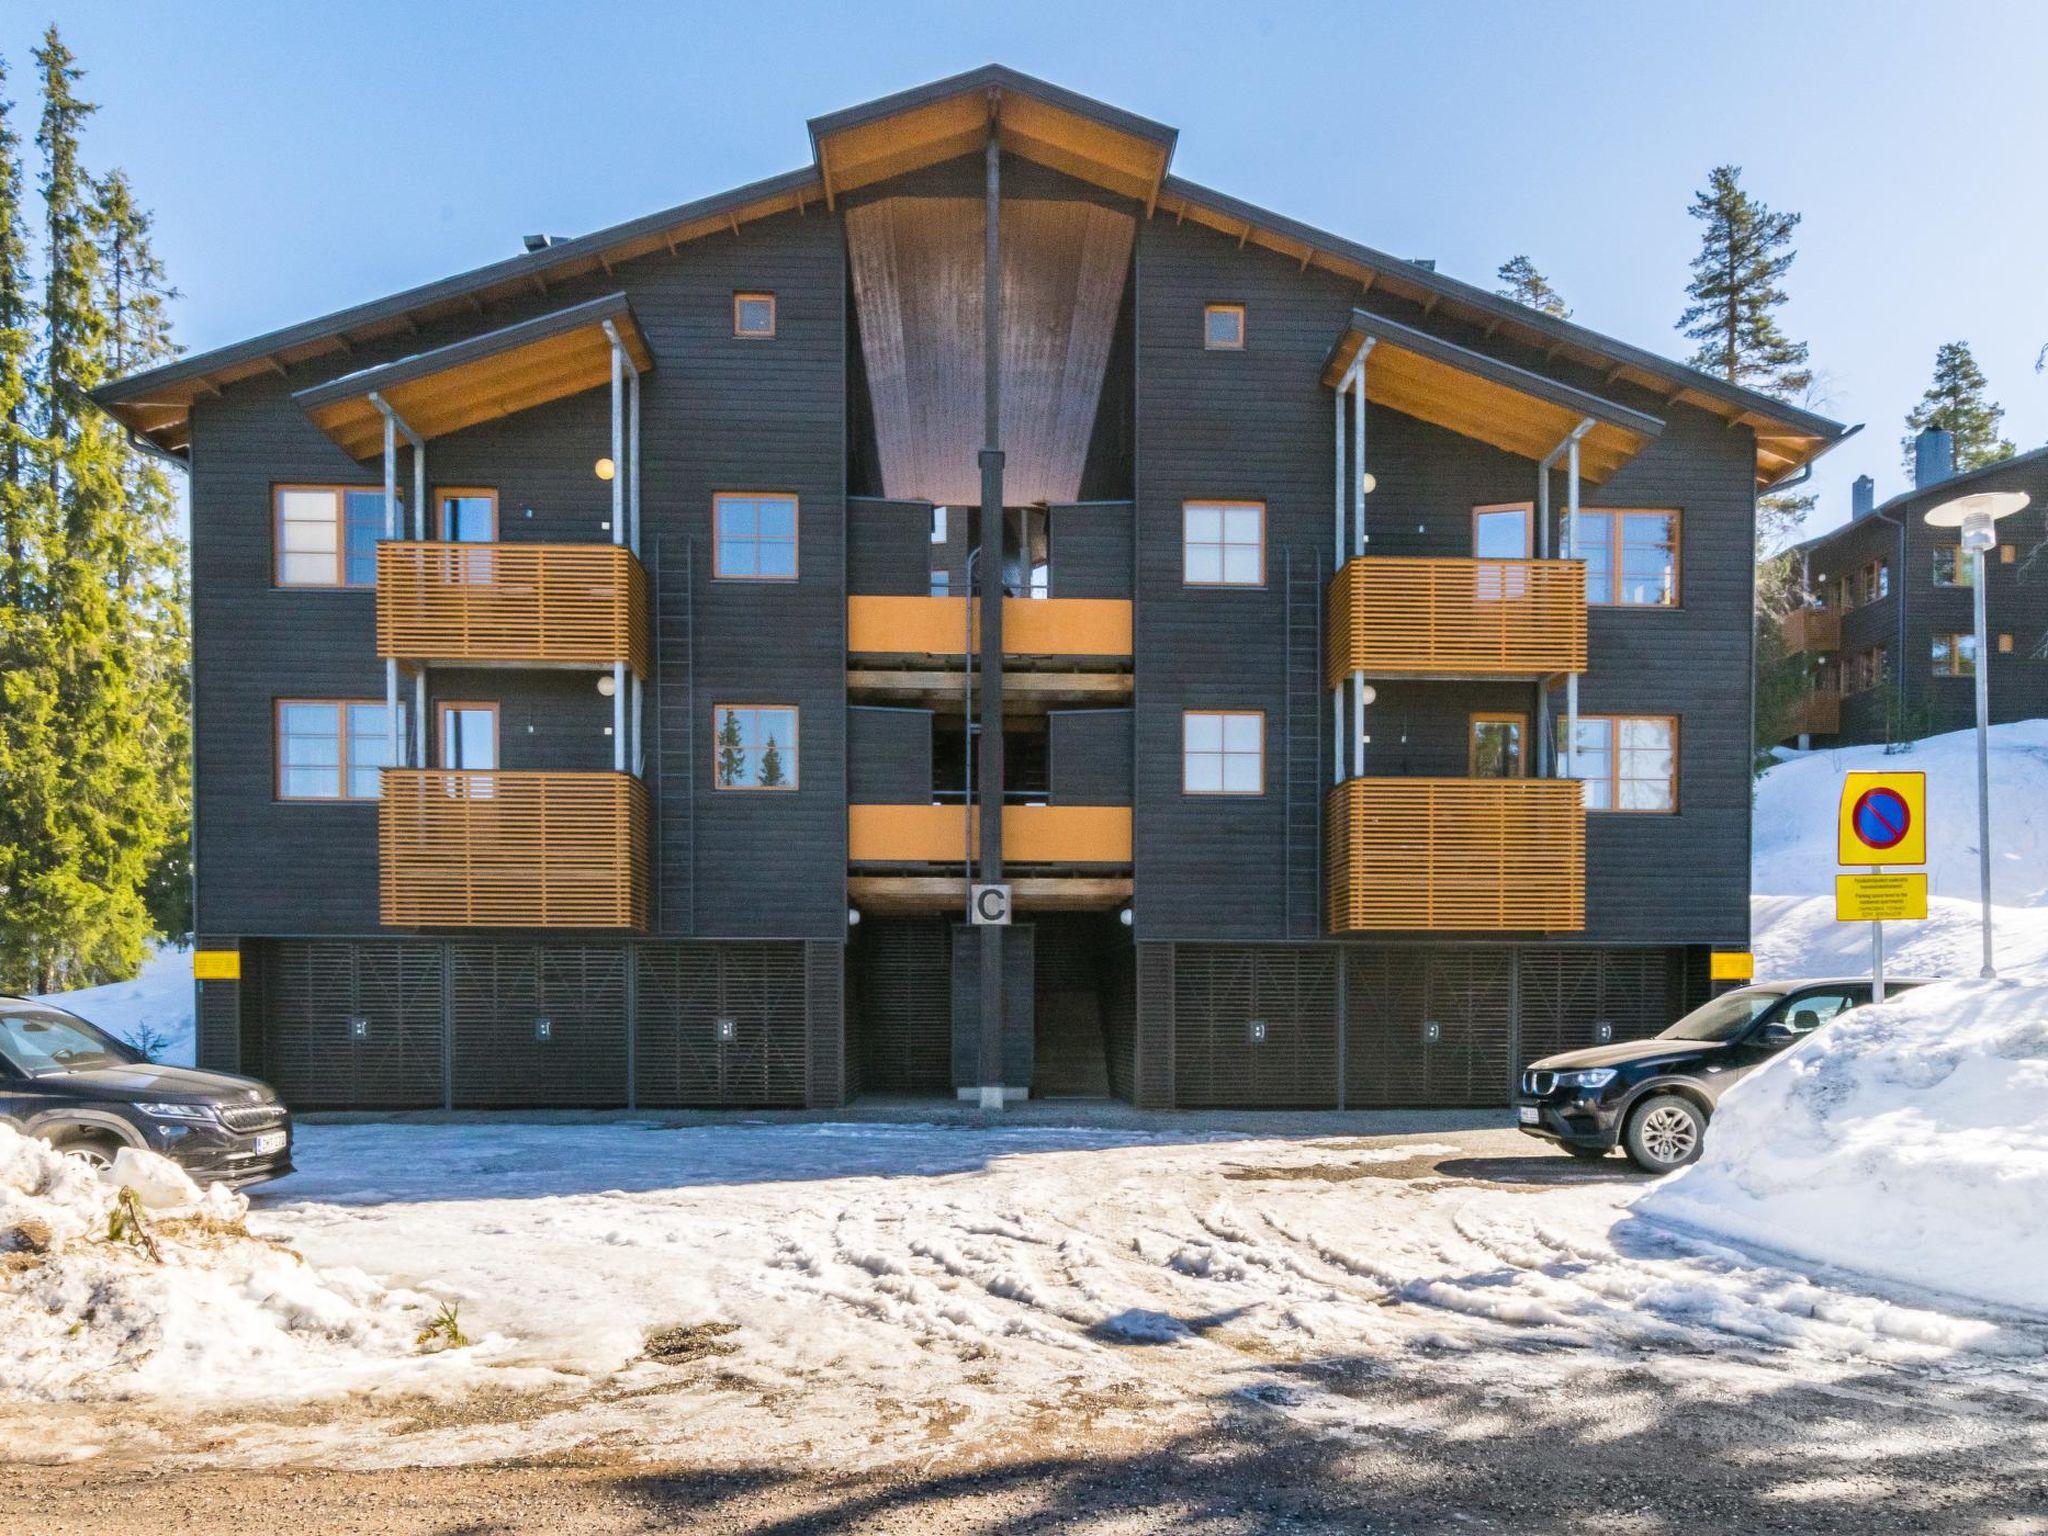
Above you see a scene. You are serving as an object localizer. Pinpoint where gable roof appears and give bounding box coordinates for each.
[96,63,1849,484]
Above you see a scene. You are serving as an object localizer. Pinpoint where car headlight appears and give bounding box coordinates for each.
[1554,1069,1616,1092]
[135,1101,219,1124]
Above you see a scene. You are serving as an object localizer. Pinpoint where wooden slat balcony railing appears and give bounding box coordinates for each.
[1325,557,1586,682]
[846,596,1132,659]
[377,542,650,676]
[1781,606,1841,654]
[1789,689,1841,736]
[380,769,650,931]
[1326,778,1584,933]
[847,804,1133,864]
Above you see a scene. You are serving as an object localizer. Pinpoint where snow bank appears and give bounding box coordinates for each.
[0,1125,478,1401]
[33,941,197,1066]
[1636,972,2048,1317]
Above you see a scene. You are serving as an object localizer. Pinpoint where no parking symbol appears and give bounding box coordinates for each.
[1837,772,1926,868]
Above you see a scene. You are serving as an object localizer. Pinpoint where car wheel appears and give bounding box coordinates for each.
[49,1133,121,1172]
[1562,1144,1610,1161]
[1623,1095,1705,1174]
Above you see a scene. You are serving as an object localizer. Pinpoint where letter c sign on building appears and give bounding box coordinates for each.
[970,883,1012,926]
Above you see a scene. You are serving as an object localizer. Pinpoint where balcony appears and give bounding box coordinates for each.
[1326,778,1584,933]
[377,542,650,675]
[846,596,1132,661]
[1781,606,1841,655]
[1789,689,1841,736]
[847,804,1133,864]
[380,770,650,931]
[1325,557,1586,682]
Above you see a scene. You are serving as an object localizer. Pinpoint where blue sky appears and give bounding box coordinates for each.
[11,0,2046,537]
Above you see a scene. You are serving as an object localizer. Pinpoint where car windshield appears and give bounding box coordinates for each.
[0,1007,140,1075]
[1659,988,1787,1043]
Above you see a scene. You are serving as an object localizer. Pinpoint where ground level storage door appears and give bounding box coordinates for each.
[850,918,954,1095]
[1516,948,1686,1068]
[251,941,444,1109]
[449,943,628,1107]
[1344,948,1514,1106]
[633,943,807,1107]
[1172,946,1338,1108]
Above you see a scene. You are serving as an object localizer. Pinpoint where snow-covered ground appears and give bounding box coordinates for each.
[31,941,196,1066]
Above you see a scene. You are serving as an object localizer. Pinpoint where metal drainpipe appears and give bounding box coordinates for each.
[963,543,979,889]
[975,107,1007,1111]
[371,394,402,770]
[1561,419,1593,783]
[603,323,627,771]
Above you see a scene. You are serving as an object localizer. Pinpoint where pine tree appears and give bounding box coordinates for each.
[1495,255,1570,319]
[716,709,746,787]
[1901,341,2014,478]
[0,57,34,608]
[758,733,785,788]
[1677,166,1811,401]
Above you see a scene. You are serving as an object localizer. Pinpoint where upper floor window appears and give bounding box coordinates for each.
[1182,501,1264,586]
[1576,509,1679,606]
[1183,710,1263,795]
[436,487,497,543]
[1473,503,1533,559]
[713,704,798,790]
[734,292,776,338]
[1559,714,1676,813]
[275,486,393,588]
[1932,547,1973,588]
[1469,712,1529,777]
[1873,557,1890,600]
[1203,303,1245,350]
[438,701,498,772]
[714,493,798,580]
[276,699,406,800]
[1932,633,1978,677]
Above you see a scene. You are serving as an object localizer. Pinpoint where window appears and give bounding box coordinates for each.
[1932,633,1977,677]
[733,292,776,338]
[1473,503,1533,559]
[438,702,498,771]
[1203,303,1245,350]
[2001,543,2017,565]
[1933,547,1973,588]
[1558,714,1677,813]
[1574,509,1679,606]
[2000,633,2016,655]
[713,493,798,579]
[713,705,798,790]
[276,699,406,800]
[1777,990,1855,1037]
[1182,501,1264,586]
[1874,558,1890,600]
[1183,711,1263,795]
[1469,713,1528,777]
[274,486,395,587]
[436,488,497,543]
[1845,645,1887,694]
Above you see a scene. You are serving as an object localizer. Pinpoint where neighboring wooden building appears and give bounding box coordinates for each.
[1776,433,2048,749]
[97,66,1849,1110]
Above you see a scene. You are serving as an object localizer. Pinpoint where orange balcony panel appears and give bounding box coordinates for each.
[1326,777,1584,934]
[848,804,1132,864]
[377,542,649,676]
[846,596,1132,658]
[380,769,649,931]
[1325,557,1585,682]
[1782,606,1841,654]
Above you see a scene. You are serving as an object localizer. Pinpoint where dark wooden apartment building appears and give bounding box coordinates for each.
[97,67,1849,1111]
[1778,430,2048,748]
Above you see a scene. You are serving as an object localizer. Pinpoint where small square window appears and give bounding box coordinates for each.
[734,292,776,338]
[1203,303,1245,350]
[1183,711,1263,795]
[714,493,798,580]
[1183,501,1264,586]
[713,705,798,790]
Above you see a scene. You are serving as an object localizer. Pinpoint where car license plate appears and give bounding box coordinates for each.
[1516,1106,1540,1125]
[253,1131,287,1155]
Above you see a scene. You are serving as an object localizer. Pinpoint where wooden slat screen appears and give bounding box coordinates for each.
[1781,606,1841,654]
[1326,778,1584,933]
[377,542,650,677]
[1325,557,1586,682]
[1790,690,1841,736]
[380,770,650,931]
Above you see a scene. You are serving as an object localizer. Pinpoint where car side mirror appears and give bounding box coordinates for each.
[1757,1021,1798,1046]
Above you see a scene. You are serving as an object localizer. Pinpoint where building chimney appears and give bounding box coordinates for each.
[1851,475,1875,520]
[522,233,558,253]
[1913,428,1955,490]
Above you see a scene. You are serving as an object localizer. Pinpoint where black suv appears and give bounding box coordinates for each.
[1515,977,1929,1174]
[0,996,293,1187]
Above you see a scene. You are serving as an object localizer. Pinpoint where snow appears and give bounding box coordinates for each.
[32,940,197,1066]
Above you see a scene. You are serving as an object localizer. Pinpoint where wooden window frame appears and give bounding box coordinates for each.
[1181,500,1267,588]
[1202,302,1245,351]
[1181,709,1265,796]
[1468,711,1530,777]
[1932,632,1977,677]
[274,697,403,802]
[1472,502,1535,559]
[433,487,499,542]
[1575,507,1682,608]
[712,492,800,582]
[1558,712,1679,815]
[733,292,777,339]
[273,484,394,589]
[1932,546,1973,588]
[436,699,500,771]
[712,703,800,792]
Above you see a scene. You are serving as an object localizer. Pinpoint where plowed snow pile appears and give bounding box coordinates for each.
[1636,971,2048,1316]
[0,1125,478,1400]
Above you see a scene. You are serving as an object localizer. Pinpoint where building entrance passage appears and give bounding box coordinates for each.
[848,917,955,1097]
[1029,912,1131,1099]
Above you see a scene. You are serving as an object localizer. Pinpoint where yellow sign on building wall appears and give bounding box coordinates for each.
[192,949,240,981]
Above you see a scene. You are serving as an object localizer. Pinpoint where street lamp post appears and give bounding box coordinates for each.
[1923,489,2031,978]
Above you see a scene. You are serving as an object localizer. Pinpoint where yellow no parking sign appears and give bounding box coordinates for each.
[1837,771,1926,868]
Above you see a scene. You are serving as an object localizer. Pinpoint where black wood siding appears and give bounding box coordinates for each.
[849,706,934,802]
[1048,708,1132,804]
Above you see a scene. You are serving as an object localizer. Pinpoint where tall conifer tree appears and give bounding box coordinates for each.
[0,57,33,606]
[1901,341,2013,477]
[1495,255,1570,319]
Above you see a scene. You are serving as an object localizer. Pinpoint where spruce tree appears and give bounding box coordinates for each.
[716,709,746,787]
[758,733,785,788]
[1495,255,1570,319]
[1677,165,1811,401]
[0,57,34,607]
[1901,341,2013,477]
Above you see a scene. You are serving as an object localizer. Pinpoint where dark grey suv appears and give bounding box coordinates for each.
[0,997,293,1187]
